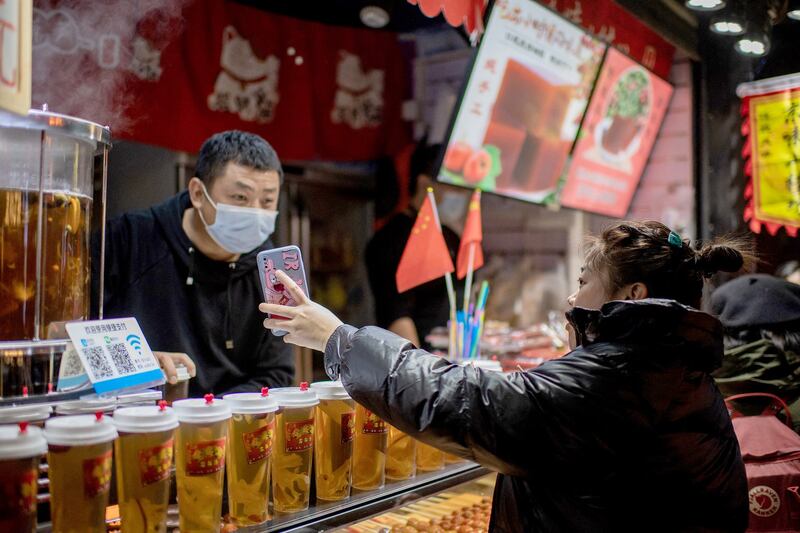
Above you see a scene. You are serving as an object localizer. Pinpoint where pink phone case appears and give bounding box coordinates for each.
[257,246,309,336]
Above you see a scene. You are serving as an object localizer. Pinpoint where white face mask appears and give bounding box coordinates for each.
[197,183,278,254]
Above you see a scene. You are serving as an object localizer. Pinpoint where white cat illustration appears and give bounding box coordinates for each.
[207,26,280,123]
[331,51,384,129]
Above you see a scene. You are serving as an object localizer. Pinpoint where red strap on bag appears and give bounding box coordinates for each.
[725,392,794,428]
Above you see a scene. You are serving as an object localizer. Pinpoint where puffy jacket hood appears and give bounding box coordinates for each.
[567,298,724,373]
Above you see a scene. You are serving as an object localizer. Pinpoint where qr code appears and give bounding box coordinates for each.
[82,346,113,379]
[108,343,136,374]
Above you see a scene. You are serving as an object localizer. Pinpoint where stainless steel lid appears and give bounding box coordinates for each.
[0,108,112,147]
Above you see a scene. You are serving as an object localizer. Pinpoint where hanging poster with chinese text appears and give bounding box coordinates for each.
[0,0,32,115]
[437,0,605,204]
[738,74,800,237]
[559,47,673,217]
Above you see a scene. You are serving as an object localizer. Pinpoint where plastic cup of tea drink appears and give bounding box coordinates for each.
[222,389,278,526]
[163,365,191,406]
[0,405,52,427]
[416,441,445,472]
[385,424,416,480]
[54,397,117,416]
[172,396,231,532]
[0,423,47,532]
[310,381,355,501]
[269,384,319,513]
[44,413,118,533]
[352,404,388,490]
[112,403,178,533]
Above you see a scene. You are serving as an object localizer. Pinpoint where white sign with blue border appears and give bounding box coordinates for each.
[65,318,164,395]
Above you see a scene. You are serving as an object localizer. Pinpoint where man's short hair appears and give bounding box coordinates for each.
[195,130,283,188]
[408,143,442,196]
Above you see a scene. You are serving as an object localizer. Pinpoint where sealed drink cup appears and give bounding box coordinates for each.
[385,425,416,480]
[416,441,445,472]
[310,381,354,501]
[44,414,118,533]
[172,396,231,532]
[222,390,278,526]
[352,404,388,490]
[112,404,178,533]
[0,405,52,427]
[0,424,47,532]
[163,364,191,406]
[270,385,319,513]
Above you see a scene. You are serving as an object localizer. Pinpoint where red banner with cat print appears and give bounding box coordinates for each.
[31,0,410,161]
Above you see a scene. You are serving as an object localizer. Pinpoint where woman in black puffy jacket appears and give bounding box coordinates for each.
[261,221,751,532]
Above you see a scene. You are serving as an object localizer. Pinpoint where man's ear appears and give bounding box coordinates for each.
[187,177,206,209]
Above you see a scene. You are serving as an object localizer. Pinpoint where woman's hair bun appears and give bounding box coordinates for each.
[695,239,751,276]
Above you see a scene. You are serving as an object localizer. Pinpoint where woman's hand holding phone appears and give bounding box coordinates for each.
[260,270,343,351]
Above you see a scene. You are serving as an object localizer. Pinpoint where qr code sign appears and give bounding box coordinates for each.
[82,345,114,379]
[108,343,136,374]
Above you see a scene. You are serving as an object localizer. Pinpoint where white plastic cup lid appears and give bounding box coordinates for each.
[116,390,163,405]
[470,360,503,372]
[173,397,231,424]
[55,397,117,415]
[0,404,52,424]
[269,387,319,408]
[174,364,191,382]
[45,414,118,446]
[113,405,179,433]
[310,381,351,401]
[222,392,279,414]
[0,425,47,460]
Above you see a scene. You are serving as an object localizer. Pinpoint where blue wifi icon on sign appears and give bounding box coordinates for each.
[127,334,143,352]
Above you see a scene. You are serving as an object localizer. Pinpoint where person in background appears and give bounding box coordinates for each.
[92,131,293,395]
[712,274,800,430]
[365,143,459,349]
[261,221,750,532]
[776,260,800,285]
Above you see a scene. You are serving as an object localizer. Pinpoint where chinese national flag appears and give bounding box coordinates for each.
[396,195,455,293]
[456,189,483,279]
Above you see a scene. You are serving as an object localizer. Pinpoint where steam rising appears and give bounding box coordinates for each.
[32,0,188,132]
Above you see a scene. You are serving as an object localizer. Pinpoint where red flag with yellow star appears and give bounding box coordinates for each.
[396,194,455,293]
[457,189,483,279]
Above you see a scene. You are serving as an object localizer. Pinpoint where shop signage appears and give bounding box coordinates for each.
[560,47,673,217]
[738,74,800,237]
[0,0,31,115]
[438,0,605,204]
[31,0,409,161]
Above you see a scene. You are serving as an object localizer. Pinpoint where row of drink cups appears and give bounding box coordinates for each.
[0,381,459,532]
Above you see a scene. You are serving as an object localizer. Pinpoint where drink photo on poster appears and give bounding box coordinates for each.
[559,47,673,218]
[438,0,605,205]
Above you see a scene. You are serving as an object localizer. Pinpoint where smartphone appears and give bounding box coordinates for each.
[257,245,310,336]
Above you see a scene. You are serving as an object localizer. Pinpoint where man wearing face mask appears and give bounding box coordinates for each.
[365,143,461,349]
[91,130,293,394]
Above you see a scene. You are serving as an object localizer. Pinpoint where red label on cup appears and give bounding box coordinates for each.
[362,409,387,434]
[285,419,314,452]
[0,467,37,516]
[185,439,226,476]
[242,421,274,464]
[83,450,113,498]
[341,411,355,443]
[139,439,174,486]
